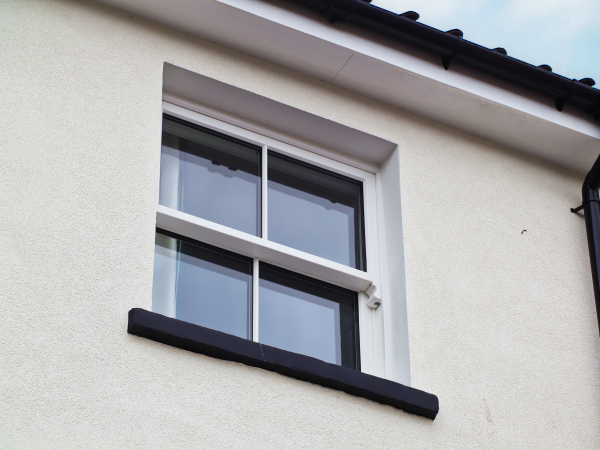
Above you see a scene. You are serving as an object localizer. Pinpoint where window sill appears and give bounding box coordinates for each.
[127,308,439,420]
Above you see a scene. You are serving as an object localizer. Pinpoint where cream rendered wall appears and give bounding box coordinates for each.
[1,0,599,448]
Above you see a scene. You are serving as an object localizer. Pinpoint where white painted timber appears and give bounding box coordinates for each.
[156,205,373,292]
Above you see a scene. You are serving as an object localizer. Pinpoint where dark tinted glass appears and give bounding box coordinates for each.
[152,230,252,339]
[258,263,359,369]
[268,152,366,270]
[160,115,261,236]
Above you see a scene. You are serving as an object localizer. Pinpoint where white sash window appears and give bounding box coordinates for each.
[152,101,383,374]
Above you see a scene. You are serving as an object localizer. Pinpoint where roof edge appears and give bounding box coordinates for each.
[282,0,600,121]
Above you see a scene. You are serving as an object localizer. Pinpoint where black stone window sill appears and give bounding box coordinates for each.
[127,308,439,420]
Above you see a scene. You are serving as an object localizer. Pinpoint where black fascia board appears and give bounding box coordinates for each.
[280,0,600,119]
[127,308,439,420]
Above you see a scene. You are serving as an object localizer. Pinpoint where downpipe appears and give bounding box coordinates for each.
[575,154,600,332]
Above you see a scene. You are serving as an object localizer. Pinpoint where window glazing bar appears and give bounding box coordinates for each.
[252,258,260,342]
[156,205,373,292]
[261,145,268,239]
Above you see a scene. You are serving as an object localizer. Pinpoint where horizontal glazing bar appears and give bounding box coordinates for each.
[156,205,373,292]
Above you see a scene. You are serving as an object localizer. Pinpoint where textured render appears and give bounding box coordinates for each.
[1,0,599,448]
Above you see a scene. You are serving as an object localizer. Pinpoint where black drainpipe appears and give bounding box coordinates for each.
[573,155,600,331]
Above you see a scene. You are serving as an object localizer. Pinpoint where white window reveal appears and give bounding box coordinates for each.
[152,102,384,375]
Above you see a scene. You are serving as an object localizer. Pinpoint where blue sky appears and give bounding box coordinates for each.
[371,0,600,84]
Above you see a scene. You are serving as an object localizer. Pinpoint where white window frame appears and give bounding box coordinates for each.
[156,100,385,376]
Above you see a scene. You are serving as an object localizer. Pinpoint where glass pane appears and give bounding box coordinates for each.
[152,230,252,339]
[258,263,359,370]
[160,115,261,236]
[268,152,366,270]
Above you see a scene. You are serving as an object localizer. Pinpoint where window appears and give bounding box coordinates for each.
[267,151,366,270]
[152,102,382,374]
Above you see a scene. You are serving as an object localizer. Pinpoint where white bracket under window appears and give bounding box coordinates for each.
[366,283,381,309]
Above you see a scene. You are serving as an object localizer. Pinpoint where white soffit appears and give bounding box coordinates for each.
[98,0,600,173]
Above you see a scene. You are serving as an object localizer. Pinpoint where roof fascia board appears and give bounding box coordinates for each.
[220,0,599,136]
[97,0,600,172]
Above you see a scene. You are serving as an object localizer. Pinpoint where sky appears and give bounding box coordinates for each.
[370,0,600,84]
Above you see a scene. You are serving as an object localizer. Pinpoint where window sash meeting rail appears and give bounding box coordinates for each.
[156,204,374,293]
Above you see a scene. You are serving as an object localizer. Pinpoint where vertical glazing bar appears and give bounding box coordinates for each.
[261,145,268,240]
[256,144,267,342]
[252,258,260,342]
